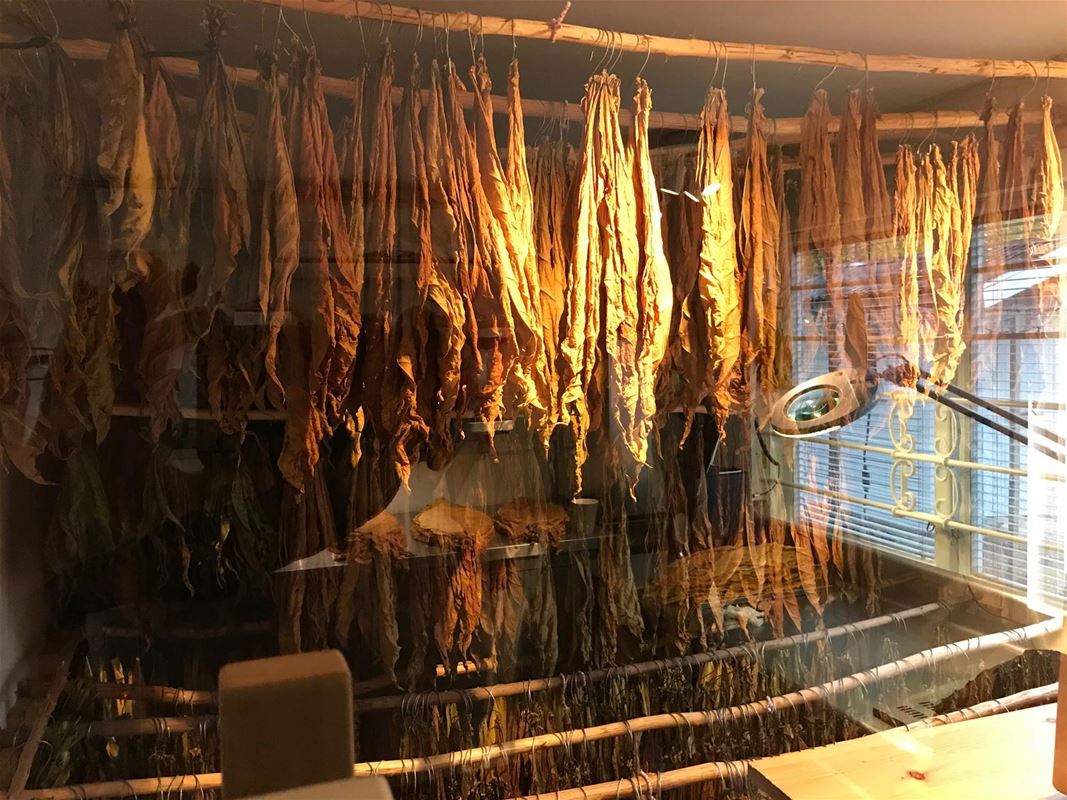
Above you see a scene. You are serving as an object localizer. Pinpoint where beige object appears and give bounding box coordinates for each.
[494,499,567,545]
[412,499,494,550]
[750,702,1061,800]
[258,777,393,799]
[219,651,354,800]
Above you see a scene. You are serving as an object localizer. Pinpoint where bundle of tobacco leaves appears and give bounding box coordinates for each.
[277,460,341,653]
[182,7,252,435]
[798,90,843,368]
[697,87,742,428]
[445,60,518,449]
[530,140,573,429]
[835,90,867,356]
[335,511,408,685]
[773,152,795,398]
[1030,96,1065,315]
[0,86,39,479]
[894,146,921,389]
[409,499,493,680]
[249,49,299,416]
[557,73,613,492]
[130,21,190,441]
[860,91,893,352]
[628,78,674,483]
[417,61,467,470]
[739,88,782,423]
[971,97,1004,378]
[279,40,360,488]
[98,0,155,293]
[478,60,546,452]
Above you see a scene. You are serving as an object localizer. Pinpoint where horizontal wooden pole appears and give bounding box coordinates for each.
[357,602,945,713]
[915,682,1059,727]
[53,38,1052,137]
[247,0,1067,80]
[507,685,1059,800]
[348,618,1060,777]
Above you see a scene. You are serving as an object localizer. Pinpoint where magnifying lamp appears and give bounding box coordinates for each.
[769,360,1066,464]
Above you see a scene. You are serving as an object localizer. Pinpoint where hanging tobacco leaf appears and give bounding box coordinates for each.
[412,499,493,661]
[388,54,432,486]
[860,91,893,351]
[696,87,742,427]
[137,38,190,441]
[557,73,612,492]
[336,511,407,685]
[417,63,466,470]
[893,146,921,382]
[739,88,781,421]
[278,40,360,488]
[1030,97,1064,315]
[530,140,571,429]
[453,60,518,447]
[971,96,1004,378]
[249,49,299,412]
[98,0,156,292]
[277,461,341,653]
[629,77,674,480]
[798,90,843,366]
[493,59,552,450]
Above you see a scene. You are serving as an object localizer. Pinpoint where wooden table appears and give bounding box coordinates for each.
[750,703,1065,800]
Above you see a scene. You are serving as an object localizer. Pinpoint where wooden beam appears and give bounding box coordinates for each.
[54,38,1052,137]
[244,0,1067,81]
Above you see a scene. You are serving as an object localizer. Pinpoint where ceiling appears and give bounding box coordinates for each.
[23,0,1067,123]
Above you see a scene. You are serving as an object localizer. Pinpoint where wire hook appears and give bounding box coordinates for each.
[814,54,840,92]
[637,34,652,78]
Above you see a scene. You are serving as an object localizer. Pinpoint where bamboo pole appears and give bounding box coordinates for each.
[17,773,225,800]
[347,619,1060,777]
[245,0,1067,81]
[51,38,1052,137]
[508,686,1060,800]
[914,682,1058,727]
[357,602,945,713]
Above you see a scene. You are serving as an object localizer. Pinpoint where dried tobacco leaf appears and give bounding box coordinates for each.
[419,63,467,470]
[497,59,552,450]
[138,51,190,441]
[277,462,340,653]
[495,498,567,546]
[279,41,361,489]
[558,73,611,491]
[629,78,674,479]
[739,88,781,421]
[971,97,1004,377]
[98,0,155,292]
[35,39,116,458]
[249,50,299,412]
[798,90,843,366]
[530,140,571,426]
[894,146,921,381]
[1030,96,1064,314]
[772,154,795,401]
[412,499,492,659]
[457,60,521,446]
[335,511,407,684]
[697,87,742,426]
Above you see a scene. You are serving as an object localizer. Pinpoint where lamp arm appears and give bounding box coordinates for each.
[917,371,1066,449]
[916,379,1066,465]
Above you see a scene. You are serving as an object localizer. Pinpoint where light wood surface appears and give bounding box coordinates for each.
[246,0,1067,80]
[751,703,1065,800]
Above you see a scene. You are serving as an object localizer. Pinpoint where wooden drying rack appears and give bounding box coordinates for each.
[3,612,1057,799]
[254,0,1067,81]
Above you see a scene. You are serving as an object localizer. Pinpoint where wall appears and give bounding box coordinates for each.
[0,471,50,727]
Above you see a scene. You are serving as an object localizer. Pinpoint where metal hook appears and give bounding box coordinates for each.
[512,18,517,61]
[814,54,840,92]
[719,41,730,90]
[637,34,652,79]
[1022,60,1040,103]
